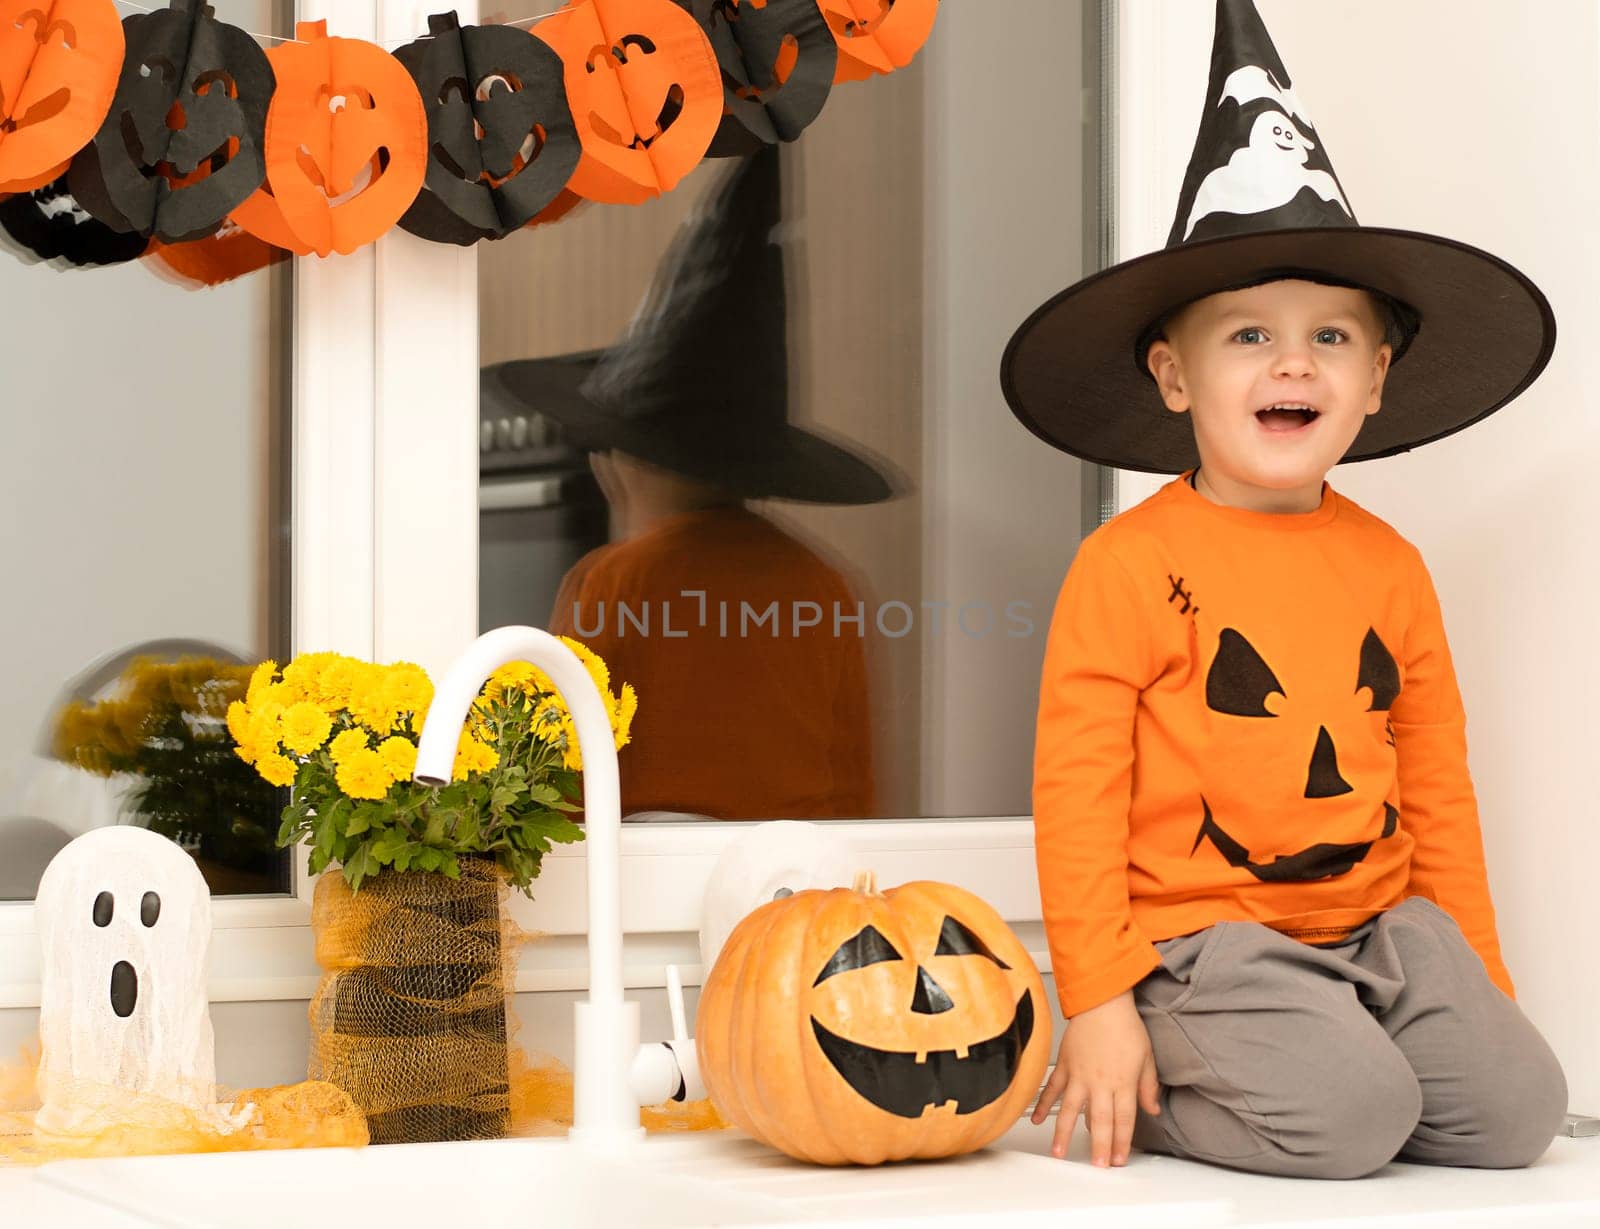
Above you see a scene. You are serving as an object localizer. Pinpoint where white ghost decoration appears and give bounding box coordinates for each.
[1183,107,1353,240]
[33,826,235,1136]
[1218,63,1316,129]
[699,821,863,971]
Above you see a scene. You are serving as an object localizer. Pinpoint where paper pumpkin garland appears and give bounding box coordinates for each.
[0,0,934,272]
[230,20,427,258]
[681,0,837,158]
[533,0,723,205]
[394,11,581,245]
[0,170,146,263]
[818,0,937,84]
[67,0,274,244]
[0,0,124,193]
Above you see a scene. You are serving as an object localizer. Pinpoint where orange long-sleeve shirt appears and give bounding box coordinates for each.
[1034,471,1513,1018]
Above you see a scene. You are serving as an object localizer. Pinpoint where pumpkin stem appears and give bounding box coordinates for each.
[852,870,877,895]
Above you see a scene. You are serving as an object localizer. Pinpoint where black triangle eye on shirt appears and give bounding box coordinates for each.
[1207,628,1285,716]
[1207,627,1400,717]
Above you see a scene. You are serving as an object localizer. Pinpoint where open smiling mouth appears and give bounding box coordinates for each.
[1256,405,1320,433]
[1194,797,1399,882]
[810,990,1034,1118]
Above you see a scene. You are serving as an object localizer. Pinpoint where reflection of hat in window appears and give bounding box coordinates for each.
[1000,0,1556,475]
[482,145,899,505]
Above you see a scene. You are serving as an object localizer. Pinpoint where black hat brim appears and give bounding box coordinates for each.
[483,354,900,505]
[1000,225,1556,474]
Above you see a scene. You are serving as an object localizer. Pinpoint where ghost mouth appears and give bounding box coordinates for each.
[110,960,138,1018]
[1193,797,1400,883]
[810,989,1034,1119]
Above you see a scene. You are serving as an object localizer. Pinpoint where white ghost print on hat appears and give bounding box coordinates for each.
[1184,66,1353,239]
[33,826,237,1135]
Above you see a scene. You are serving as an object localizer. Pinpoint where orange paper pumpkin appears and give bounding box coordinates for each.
[0,0,124,191]
[696,872,1050,1166]
[145,219,283,287]
[230,20,427,257]
[816,0,936,83]
[533,0,722,205]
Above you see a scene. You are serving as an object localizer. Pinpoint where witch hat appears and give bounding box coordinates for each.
[1000,0,1555,475]
[483,145,895,504]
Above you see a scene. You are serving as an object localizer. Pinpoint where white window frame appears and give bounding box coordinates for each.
[3,0,1163,1009]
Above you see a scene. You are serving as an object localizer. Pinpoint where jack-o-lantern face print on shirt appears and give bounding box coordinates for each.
[1193,621,1402,882]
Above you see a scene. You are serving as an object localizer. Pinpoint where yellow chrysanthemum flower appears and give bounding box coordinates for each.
[317,657,368,711]
[376,736,418,783]
[613,683,638,748]
[257,752,298,788]
[383,662,433,724]
[280,702,334,756]
[335,747,391,801]
[329,728,370,766]
[246,660,279,706]
[226,701,257,765]
[560,636,610,698]
[452,733,499,780]
[281,652,339,707]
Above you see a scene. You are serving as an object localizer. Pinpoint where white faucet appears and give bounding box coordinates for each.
[414,626,701,1149]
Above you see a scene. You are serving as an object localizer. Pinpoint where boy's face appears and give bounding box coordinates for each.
[1145,279,1393,492]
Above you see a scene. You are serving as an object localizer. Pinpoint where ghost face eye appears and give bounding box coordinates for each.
[92,891,113,927]
[140,891,161,927]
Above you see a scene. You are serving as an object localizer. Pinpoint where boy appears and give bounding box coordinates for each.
[999,0,1568,1180]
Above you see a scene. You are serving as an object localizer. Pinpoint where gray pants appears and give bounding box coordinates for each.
[1129,895,1568,1179]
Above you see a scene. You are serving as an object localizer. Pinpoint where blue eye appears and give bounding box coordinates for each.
[1316,329,1347,344]
[1235,328,1264,344]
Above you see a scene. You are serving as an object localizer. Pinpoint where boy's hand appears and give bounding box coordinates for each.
[1030,990,1161,1167]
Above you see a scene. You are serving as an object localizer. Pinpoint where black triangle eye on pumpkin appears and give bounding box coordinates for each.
[395,11,580,246]
[66,0,273,244]
[812,922,900,984]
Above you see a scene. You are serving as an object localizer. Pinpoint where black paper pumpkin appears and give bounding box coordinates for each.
[678,0,836,158]
[0,173,147,265]
[66,0,273,244]
[394,12,580,245]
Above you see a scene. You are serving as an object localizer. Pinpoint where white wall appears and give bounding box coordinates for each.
[1115,0,1598,1111]
[921,0,1087,814]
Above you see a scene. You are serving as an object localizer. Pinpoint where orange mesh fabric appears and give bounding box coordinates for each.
[308,859,518,1144]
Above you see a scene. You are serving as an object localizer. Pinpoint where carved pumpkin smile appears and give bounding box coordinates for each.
[811,987,1035,1118]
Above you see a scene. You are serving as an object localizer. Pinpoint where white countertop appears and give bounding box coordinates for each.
[1,1116,1595,1227]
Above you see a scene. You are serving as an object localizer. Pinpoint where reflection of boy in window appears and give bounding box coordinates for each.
[549,450,877,820]
[486,147,900,821]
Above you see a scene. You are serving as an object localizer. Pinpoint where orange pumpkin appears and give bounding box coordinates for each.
[0,0,124,192]
[230,20,426,257]
[533,0,722,205]
[697,871,1049,1166]
[816,0,937,83]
